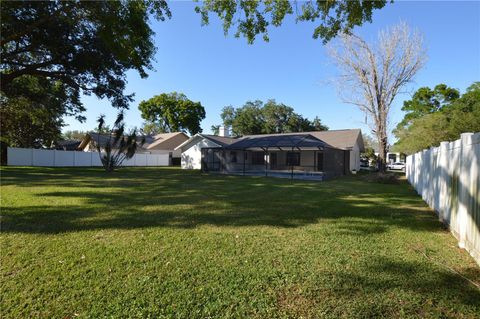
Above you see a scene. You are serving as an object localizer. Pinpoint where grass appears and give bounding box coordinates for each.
[1,167,479,318]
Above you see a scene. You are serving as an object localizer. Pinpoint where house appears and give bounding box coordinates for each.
[175,128,364,180]
[79,132,189,165]
[54,140,82,151]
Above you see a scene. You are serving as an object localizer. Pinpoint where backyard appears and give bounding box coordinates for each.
[1,167,479,318]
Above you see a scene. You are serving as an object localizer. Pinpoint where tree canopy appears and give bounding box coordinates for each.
[195,0,388,44]
[1,1,170,147]
[138,92,206,135]
[393,82,480,154]
[217,99,328,136]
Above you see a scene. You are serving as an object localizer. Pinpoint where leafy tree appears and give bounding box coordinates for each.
[195,0,388,44]
[393,82,480,154]
[62,130,87,140]
[0,75,73,148]
[232,100,266,135]
[211,125,220,135]
[395,84,460,130]
[138,92,206,135]
[220,106,236,127]
[217,99,327,135]
[1,1,170,148]
[95,112,145,172]
[140,121,166,135]
[1,1,170,111]
[311,116,329,131]
[327,22,426,172]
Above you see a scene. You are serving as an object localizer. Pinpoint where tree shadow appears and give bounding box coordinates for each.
[1,167,450,235]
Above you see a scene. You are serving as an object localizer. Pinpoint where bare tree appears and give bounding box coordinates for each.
[328,22,427,172]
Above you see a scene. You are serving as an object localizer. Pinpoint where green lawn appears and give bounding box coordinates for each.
[1,167,479,318]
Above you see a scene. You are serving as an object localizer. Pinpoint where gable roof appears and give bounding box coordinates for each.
[79,132,189,151]
[146,132,189,150]
[175,134,238,150]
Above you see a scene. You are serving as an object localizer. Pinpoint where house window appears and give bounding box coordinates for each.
[244,152,248,161]
[230,151,237,163]
[252,152,265,165]
[286,152,300,166]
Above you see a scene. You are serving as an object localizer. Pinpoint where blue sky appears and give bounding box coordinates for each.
[64,1,480,140]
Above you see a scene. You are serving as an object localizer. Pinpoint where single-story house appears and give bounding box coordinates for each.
[54,140,82,151]
[175,128,364,180]
[79,132,189,165]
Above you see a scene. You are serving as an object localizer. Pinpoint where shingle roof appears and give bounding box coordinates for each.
[243,129,364,151]
[201,134,238,146]
[225,134,327,150]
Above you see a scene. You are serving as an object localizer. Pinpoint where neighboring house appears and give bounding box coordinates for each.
[54,140,82,151]
[79,132,189,165]
[175,128,364,180]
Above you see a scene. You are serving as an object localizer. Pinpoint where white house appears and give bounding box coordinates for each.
[175,133,236,169]
[176,128,365,175]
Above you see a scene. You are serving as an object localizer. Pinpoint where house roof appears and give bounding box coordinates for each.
[55,140,81,151]
[243,129,364,151]
[174,133,238,150]
[79,132,189,151]
[225,134,327,150]
[175,129,364,152]
[145,132,189,150]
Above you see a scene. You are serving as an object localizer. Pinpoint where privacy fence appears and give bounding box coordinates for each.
[406,132,480,265]
[7,147,170,167]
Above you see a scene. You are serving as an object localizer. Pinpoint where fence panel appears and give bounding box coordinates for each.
[406,132,480,265]
[7,148,170,168]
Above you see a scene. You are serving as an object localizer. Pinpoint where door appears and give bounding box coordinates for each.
[270,152,277,169]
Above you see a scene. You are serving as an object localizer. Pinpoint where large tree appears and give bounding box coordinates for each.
[138,92,206,135]
[217,99,328,136]
[327,22,427,172]
[1,1,170,147]
[0,75,73,148]
[393,82,480,154]
[195,0,388,44]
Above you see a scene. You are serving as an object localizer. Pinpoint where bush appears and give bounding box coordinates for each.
[363,172,399,184]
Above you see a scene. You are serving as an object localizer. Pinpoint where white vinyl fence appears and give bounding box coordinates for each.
[7,147,170,167]
[406,132,480,265]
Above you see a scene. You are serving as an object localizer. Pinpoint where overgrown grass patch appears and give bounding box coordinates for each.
[1,167,479,318]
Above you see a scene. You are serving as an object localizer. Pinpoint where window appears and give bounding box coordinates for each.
[252,152,265,165]
[230,151,237,163]
[286,152,300,166]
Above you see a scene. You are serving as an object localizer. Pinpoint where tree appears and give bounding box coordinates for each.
[95,112,145,172]
[0,75,72,148]
[195,0,388,44]
[395,84,460,130]
[327,22,427,172]
[1,1,170,107]
[211,125,220,135]
[217,99,328,135]
[140,121,166,135]
[138,92,206,135]
[232,100,266,135]
[1,1,171,145]
[393,82,480,154]
[63,130,87,140]
[311,116,329,131]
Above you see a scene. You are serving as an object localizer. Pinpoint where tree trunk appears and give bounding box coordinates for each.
[377,135,388,173]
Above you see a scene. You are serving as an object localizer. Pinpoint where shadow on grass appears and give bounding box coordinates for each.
[2,167,443,235]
